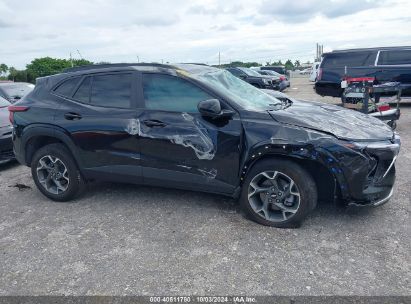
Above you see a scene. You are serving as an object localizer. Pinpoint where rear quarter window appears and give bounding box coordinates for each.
[54,77,81,97]
[322,51,377,68]
[378,50,411,65]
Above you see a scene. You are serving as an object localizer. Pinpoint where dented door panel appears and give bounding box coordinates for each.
[136,110,242,194]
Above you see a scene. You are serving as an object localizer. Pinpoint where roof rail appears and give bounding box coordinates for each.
[63,63,175,73]
[328,46,411,53]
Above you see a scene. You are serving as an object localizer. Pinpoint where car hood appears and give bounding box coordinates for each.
[268,100,394,141]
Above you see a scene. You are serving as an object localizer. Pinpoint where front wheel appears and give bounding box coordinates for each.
[240,159,317,228]
[31,143,85,202]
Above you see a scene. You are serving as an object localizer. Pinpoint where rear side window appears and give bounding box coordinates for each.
[322,51,376,68]
[378,50,411,65]
[91,74,132,108]
[143,74,212,113]
[54,77,81,97]
[73,77,91,103]
[72,74,132,108]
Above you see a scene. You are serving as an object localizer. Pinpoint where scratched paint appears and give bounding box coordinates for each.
[125,113,215,160]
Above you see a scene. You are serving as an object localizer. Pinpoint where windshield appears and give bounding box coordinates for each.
[237,67,263,77]
[0,83,34,99]
[196,69,282,111]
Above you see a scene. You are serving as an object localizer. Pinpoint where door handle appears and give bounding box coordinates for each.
[64,112,82,120]
[143,119,166,127]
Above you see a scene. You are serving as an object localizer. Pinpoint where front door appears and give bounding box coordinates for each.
[138,73,242,195]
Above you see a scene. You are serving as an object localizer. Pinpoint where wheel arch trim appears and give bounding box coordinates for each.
[21,124,82,168]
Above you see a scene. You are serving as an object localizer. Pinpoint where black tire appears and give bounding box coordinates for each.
[252,83,262,88]
[387,120,397,130]
[31,143,85,202]
[240,158,317,228]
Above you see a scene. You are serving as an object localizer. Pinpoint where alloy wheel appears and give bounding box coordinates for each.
[36,155,70,195]
[248,171,300,222]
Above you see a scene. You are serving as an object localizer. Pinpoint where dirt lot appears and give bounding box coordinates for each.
[0,77,410,296]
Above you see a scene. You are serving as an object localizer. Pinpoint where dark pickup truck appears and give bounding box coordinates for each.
[315,47,411,98]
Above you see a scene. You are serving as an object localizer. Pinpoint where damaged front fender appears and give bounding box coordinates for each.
[239,121,379,203]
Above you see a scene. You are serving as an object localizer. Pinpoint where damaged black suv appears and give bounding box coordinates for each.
[10,64,400,227]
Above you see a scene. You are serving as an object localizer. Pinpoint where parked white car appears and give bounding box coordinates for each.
[309,62,321,82]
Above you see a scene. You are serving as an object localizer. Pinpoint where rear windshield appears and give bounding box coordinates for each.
[0,83,34,99]
[378,50,411,65]
[237,67,262,77]
[322,51,377,68]
[261,67,286,74]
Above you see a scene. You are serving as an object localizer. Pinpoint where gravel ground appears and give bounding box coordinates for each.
[0,77,410,296]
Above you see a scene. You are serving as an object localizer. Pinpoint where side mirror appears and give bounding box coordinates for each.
[198,99,235,119]
[239,74,247,80]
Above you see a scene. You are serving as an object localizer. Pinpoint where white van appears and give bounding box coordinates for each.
[309,62,321,82]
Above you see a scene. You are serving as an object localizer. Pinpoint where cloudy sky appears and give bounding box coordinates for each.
[1,0,410,69]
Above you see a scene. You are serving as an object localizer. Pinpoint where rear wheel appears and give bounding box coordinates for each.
[387,120,397,130]
[240,159,317,228]
[31,143,85,202]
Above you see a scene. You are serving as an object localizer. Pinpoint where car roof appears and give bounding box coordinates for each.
[36,63,222,89]
[63,63,219,75]
[323,46,411,56]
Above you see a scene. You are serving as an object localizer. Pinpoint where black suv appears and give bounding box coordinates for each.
[226,67,280,90]
[315,47,411,98]
[10,64,400,227]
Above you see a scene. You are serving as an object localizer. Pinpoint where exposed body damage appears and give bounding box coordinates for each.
[239,113,399,205]
[125,113,216,160]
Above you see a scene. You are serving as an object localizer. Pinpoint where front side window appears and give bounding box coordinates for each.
[378,50,411,65]
[142,74,212,113]
[90,74,132,108]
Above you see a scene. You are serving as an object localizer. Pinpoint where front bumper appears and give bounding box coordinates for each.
[339,137,400,206]
[348,188,393,207]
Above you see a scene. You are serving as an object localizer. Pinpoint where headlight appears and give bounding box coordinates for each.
[263,79,270,85]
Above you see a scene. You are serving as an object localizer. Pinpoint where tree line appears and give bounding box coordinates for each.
[0,57,93,83]
[216,59,306,70]
[0,57,310,84]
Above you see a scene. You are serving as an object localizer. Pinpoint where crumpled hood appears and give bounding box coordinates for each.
[269,100,394,141]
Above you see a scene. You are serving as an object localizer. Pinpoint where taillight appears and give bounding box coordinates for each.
[378,104,390,112]
[317,68,323,81]
[8,105,29,124]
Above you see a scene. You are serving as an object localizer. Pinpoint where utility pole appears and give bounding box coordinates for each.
[315,43,324,62]
[70,52,73,67]
[136,55,140,63]
[218,51,221,67]
[77,49,83,60]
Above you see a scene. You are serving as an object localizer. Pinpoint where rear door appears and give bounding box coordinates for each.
[376,49,411,96]
[54,71,142,182]
[137,72,242,194]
